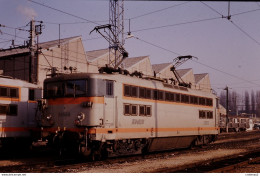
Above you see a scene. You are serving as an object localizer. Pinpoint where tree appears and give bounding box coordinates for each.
[230,91,237,116]
[219,91,226,108]
[256,91,260,117]
[251,90,256,115]
[245,91,250,114]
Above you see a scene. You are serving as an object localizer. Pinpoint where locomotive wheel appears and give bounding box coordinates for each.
[91,150,102,161]
[79,145,91,157]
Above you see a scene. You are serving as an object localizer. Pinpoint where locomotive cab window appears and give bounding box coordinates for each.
[0,104,18,116]
[10,88,18,98]
[45,80,87,98]
[0,86,19,98]
[106,81,114,96]
[0,87,8,97]
[45,82,64,98]
[0,105,8,115]
[65,80,87,97]
[29,89,35,101]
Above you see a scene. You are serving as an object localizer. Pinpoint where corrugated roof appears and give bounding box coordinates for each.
[0,47,29,57]
[122,56,148,68]
[176,68,192,78]
[152,63,172,73]
[39,36,80,49]
[0,36,80,58]
[86,48,109,62]
[194,73,208,84]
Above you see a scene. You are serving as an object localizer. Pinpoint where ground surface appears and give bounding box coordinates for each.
[0,131,259,173]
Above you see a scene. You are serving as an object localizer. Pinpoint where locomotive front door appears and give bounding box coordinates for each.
[104,80,116,127]
[104,97,115,126]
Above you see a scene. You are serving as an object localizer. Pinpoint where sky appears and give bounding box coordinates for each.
[0,0,260,96]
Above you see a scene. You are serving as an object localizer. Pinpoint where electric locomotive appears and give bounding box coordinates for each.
[0,75,41,149]
[40,72,220,158]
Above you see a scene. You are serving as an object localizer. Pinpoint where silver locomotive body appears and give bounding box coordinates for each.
[41,73,219,158]
[0,76,41,148]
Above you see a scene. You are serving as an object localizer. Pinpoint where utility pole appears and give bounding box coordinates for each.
[224,86,229,133]
[29,19,43,84]
[29,19,36,83]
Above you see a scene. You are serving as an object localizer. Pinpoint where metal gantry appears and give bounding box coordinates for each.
[90,0,128,69]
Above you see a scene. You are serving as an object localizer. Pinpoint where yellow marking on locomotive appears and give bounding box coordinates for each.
[40,127,219,134]
[48,97,104,105]
[0,127,31,132]
[88,127,219,134]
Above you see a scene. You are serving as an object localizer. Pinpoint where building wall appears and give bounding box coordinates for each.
[195,74,212,92]
[38,37,87,87]
[0,54,31,82]
[127,57,154,76]
[179,70,196,89]
[87,53,110,73]
[156,66,175,79]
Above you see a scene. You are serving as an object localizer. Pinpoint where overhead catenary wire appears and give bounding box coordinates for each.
[130,1,190,20]
[0,24,30,32]
[133,36,181,56]
[132,35,260,88]
[1,32,28,40]
[131,16,222,33]
[200,1,223,16]
[230,21,260,46]
[43,20,108,25]
[0,40,12,44]
[200,1,260,47]
[43,2,190,25]
[231,8,260,17]
[28,0,101,26]
[1,1,259,90]
[0,37,13,41]
[190,59,260,87]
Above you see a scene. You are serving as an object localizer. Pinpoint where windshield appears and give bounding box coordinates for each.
[45,79,87,98]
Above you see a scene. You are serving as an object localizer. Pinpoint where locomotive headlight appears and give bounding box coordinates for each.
[77,112,85,121]
[46,114,52,120]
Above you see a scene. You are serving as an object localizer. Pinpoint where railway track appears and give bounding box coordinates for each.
[209,156,260,173]
[156,149,260,173]
[0,130,259,173]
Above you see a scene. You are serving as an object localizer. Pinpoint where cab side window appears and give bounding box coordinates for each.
[106,81,114,96]
[29,89,35,101]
